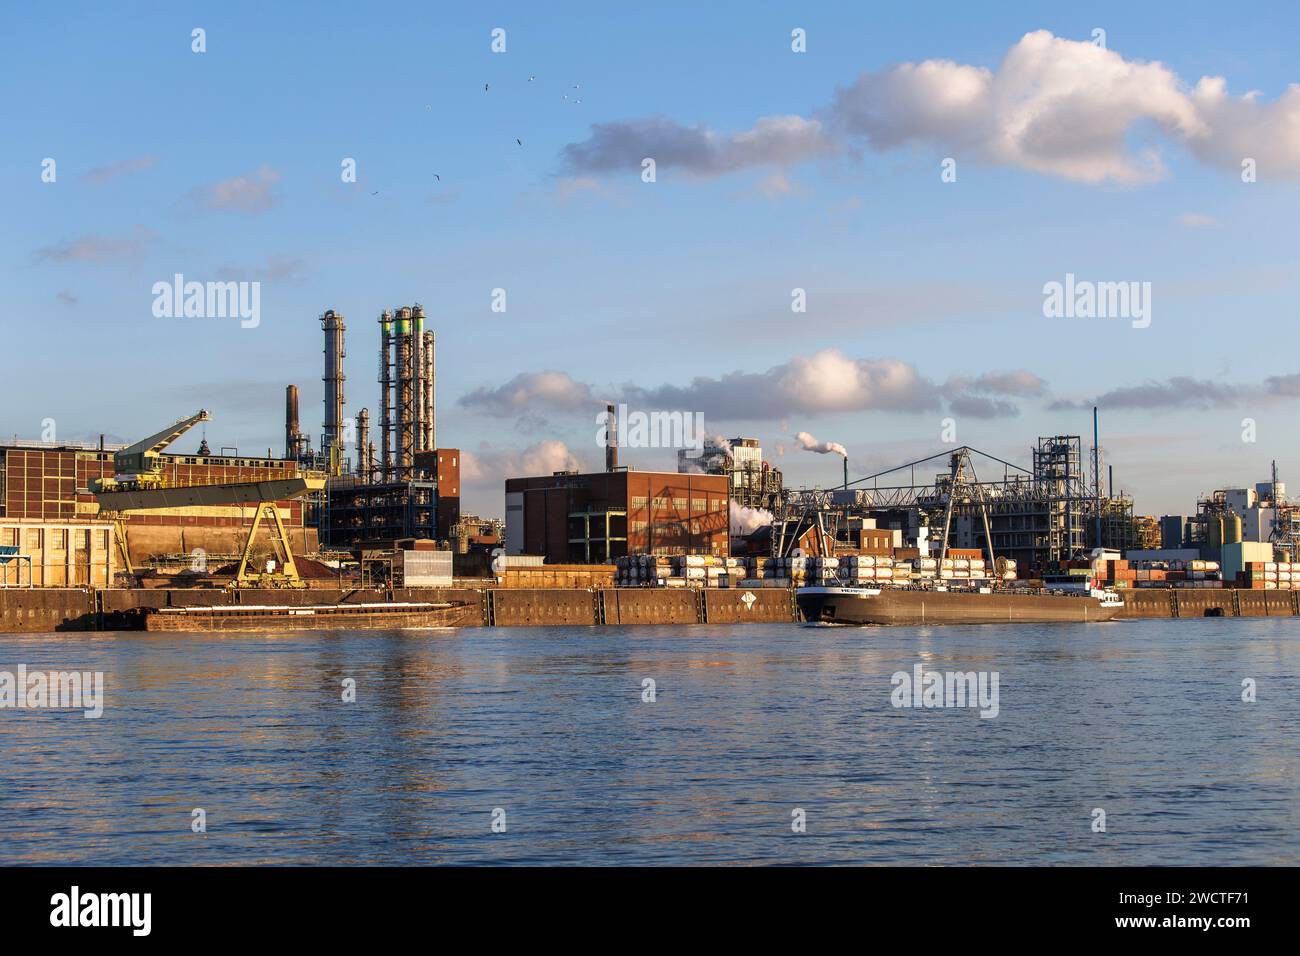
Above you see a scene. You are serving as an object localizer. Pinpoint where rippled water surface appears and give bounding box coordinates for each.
[1,619,1296,865]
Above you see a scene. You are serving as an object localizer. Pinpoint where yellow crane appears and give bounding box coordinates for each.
[91,410,325,587]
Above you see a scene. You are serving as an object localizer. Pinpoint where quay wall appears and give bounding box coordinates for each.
[1,586,1297,633]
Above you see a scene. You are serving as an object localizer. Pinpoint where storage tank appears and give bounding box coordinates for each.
[1223,511,1242,545]
[1207,514,1224,550]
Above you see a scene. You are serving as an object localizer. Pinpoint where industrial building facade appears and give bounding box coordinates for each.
[678,436,783,509]
[0,519,115,587]
[0,441,313,564]
[317,447,459,548]
[505,470,729,562]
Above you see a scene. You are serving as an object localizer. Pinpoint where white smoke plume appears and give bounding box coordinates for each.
[730,500,774,536]
[703,432,733,454]
[794,431,847,457]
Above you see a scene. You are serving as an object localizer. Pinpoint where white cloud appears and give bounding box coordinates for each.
[832,30,1204,184]
[561,114,836,176]
[461,351,1042,425]
[459,371,594,416]
[562,31,1300,185]
[622,349,939,419]
[33,225,156,264]
[462,440,584,485]
[83,155,155,185]
[185,165,282,213]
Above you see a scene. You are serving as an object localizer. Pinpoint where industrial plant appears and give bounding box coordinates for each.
[3,300,1300,631]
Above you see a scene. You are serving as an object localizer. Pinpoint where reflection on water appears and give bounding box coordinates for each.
[0,619,1296,865]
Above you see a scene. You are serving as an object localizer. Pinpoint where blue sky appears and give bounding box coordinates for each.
[4,1,1300,517]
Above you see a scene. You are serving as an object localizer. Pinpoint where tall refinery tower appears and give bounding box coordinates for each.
[321,309,346,475]
[378,304,435,481]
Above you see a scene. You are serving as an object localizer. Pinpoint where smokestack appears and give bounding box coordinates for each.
[606,403,618,472]
[1093,405,1101,547]
[843,456,848,490]
[321,310,346,475]
[285,385,300,459]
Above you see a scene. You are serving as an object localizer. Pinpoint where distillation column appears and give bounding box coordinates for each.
[321,309,346,476]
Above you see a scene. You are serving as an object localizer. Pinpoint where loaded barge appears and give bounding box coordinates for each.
[797,585,1124,626]
[143,601,472,632]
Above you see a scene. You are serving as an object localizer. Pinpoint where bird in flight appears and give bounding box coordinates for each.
[484,83,489,92]
[528,75,536,82]
[516,138,523,146]
[433,174,441,182]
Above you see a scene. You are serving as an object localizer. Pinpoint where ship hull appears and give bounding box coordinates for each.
[143,601,474,632]
[797,586,1122,626]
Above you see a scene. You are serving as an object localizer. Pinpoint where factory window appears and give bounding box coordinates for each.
[672,497,687,511]
[691,498,705,513]
[631,496,648,510]
[630,520,648,534]
[0,528,15,547]
[51,529,67,551]
[26,528,41,549]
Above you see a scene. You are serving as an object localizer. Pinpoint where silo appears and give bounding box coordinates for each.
[1223,511,1242,545]
[1208,514,1224,550]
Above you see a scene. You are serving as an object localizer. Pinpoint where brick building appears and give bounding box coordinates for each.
[505,470,729,562]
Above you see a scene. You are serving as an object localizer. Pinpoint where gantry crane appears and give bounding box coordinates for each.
[91,410,325,587]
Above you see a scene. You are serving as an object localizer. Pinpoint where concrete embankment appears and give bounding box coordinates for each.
[1,586,1296,633]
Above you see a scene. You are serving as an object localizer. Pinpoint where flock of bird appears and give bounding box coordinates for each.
[379,76,583,194]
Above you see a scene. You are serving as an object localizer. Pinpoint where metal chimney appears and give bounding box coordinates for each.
[285,384,300,460]
[606,403,618,472]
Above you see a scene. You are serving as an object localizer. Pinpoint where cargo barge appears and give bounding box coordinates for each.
[796,585,1124,626]
[143,601,471,632]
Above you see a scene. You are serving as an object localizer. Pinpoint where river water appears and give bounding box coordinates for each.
[1,619,1296,865]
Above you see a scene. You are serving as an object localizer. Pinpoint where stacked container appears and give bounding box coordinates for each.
[615,554,741,588]
[1241,560,1297,589]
